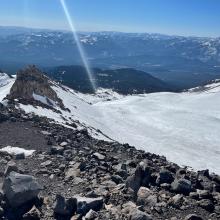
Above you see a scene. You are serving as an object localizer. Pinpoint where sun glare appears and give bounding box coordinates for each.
[60,0,97,92]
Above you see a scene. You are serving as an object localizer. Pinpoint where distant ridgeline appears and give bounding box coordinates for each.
[1,28,220,89]
[45,65,175,94]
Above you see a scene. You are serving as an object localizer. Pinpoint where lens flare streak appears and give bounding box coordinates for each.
[60,0,96,91]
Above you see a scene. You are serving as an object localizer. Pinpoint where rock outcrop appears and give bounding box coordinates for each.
[7,65,65,109]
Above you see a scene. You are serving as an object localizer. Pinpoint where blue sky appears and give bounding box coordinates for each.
[0,0,220,37]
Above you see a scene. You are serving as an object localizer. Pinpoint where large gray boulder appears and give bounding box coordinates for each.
[171,178,192,195]
[2,172,43,207]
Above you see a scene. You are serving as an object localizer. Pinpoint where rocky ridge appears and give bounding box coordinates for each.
[6,65,65,109]
[0,102,220,220]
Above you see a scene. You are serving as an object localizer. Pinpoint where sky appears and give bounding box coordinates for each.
[0,0,220,37]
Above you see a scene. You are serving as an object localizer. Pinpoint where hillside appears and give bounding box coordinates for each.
[46,66,174,94]
[0,66,220,174]
[0,66,220,219]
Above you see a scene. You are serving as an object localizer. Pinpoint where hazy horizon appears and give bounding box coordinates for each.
[0,0,220,38]
[0,25,219,39]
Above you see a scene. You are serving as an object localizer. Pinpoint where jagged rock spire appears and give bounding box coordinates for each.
[7,65,65,109]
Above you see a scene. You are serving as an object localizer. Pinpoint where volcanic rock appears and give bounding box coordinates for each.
[75,196,103,215]
[156,168,174,185]
[54,194,77,216]
[7,65,65,109]
[171,178,192,195]
[2,171,43,207]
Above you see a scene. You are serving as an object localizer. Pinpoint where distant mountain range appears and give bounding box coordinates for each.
[0,26,220,89]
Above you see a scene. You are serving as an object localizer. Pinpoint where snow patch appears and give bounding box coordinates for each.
[33,92,56,106]
[0,146,35,156]
[76,88,124,104]
[0,74,15,102]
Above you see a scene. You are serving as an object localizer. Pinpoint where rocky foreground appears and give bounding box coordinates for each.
[0,104,220,220]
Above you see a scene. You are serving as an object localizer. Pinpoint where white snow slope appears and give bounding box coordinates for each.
[0,73,15,101]
[0,75,220,174]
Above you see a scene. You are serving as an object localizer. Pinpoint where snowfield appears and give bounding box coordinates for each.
[94,91,220,174]
[0,74,220,174]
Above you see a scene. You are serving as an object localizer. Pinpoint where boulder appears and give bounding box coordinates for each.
[198,176,213,191]
[171,178,192,195]
[2,172,43,207]
[156,169,174,185]
[75,196,103,215]
[54,194,77,216]
[126,161,151,192]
